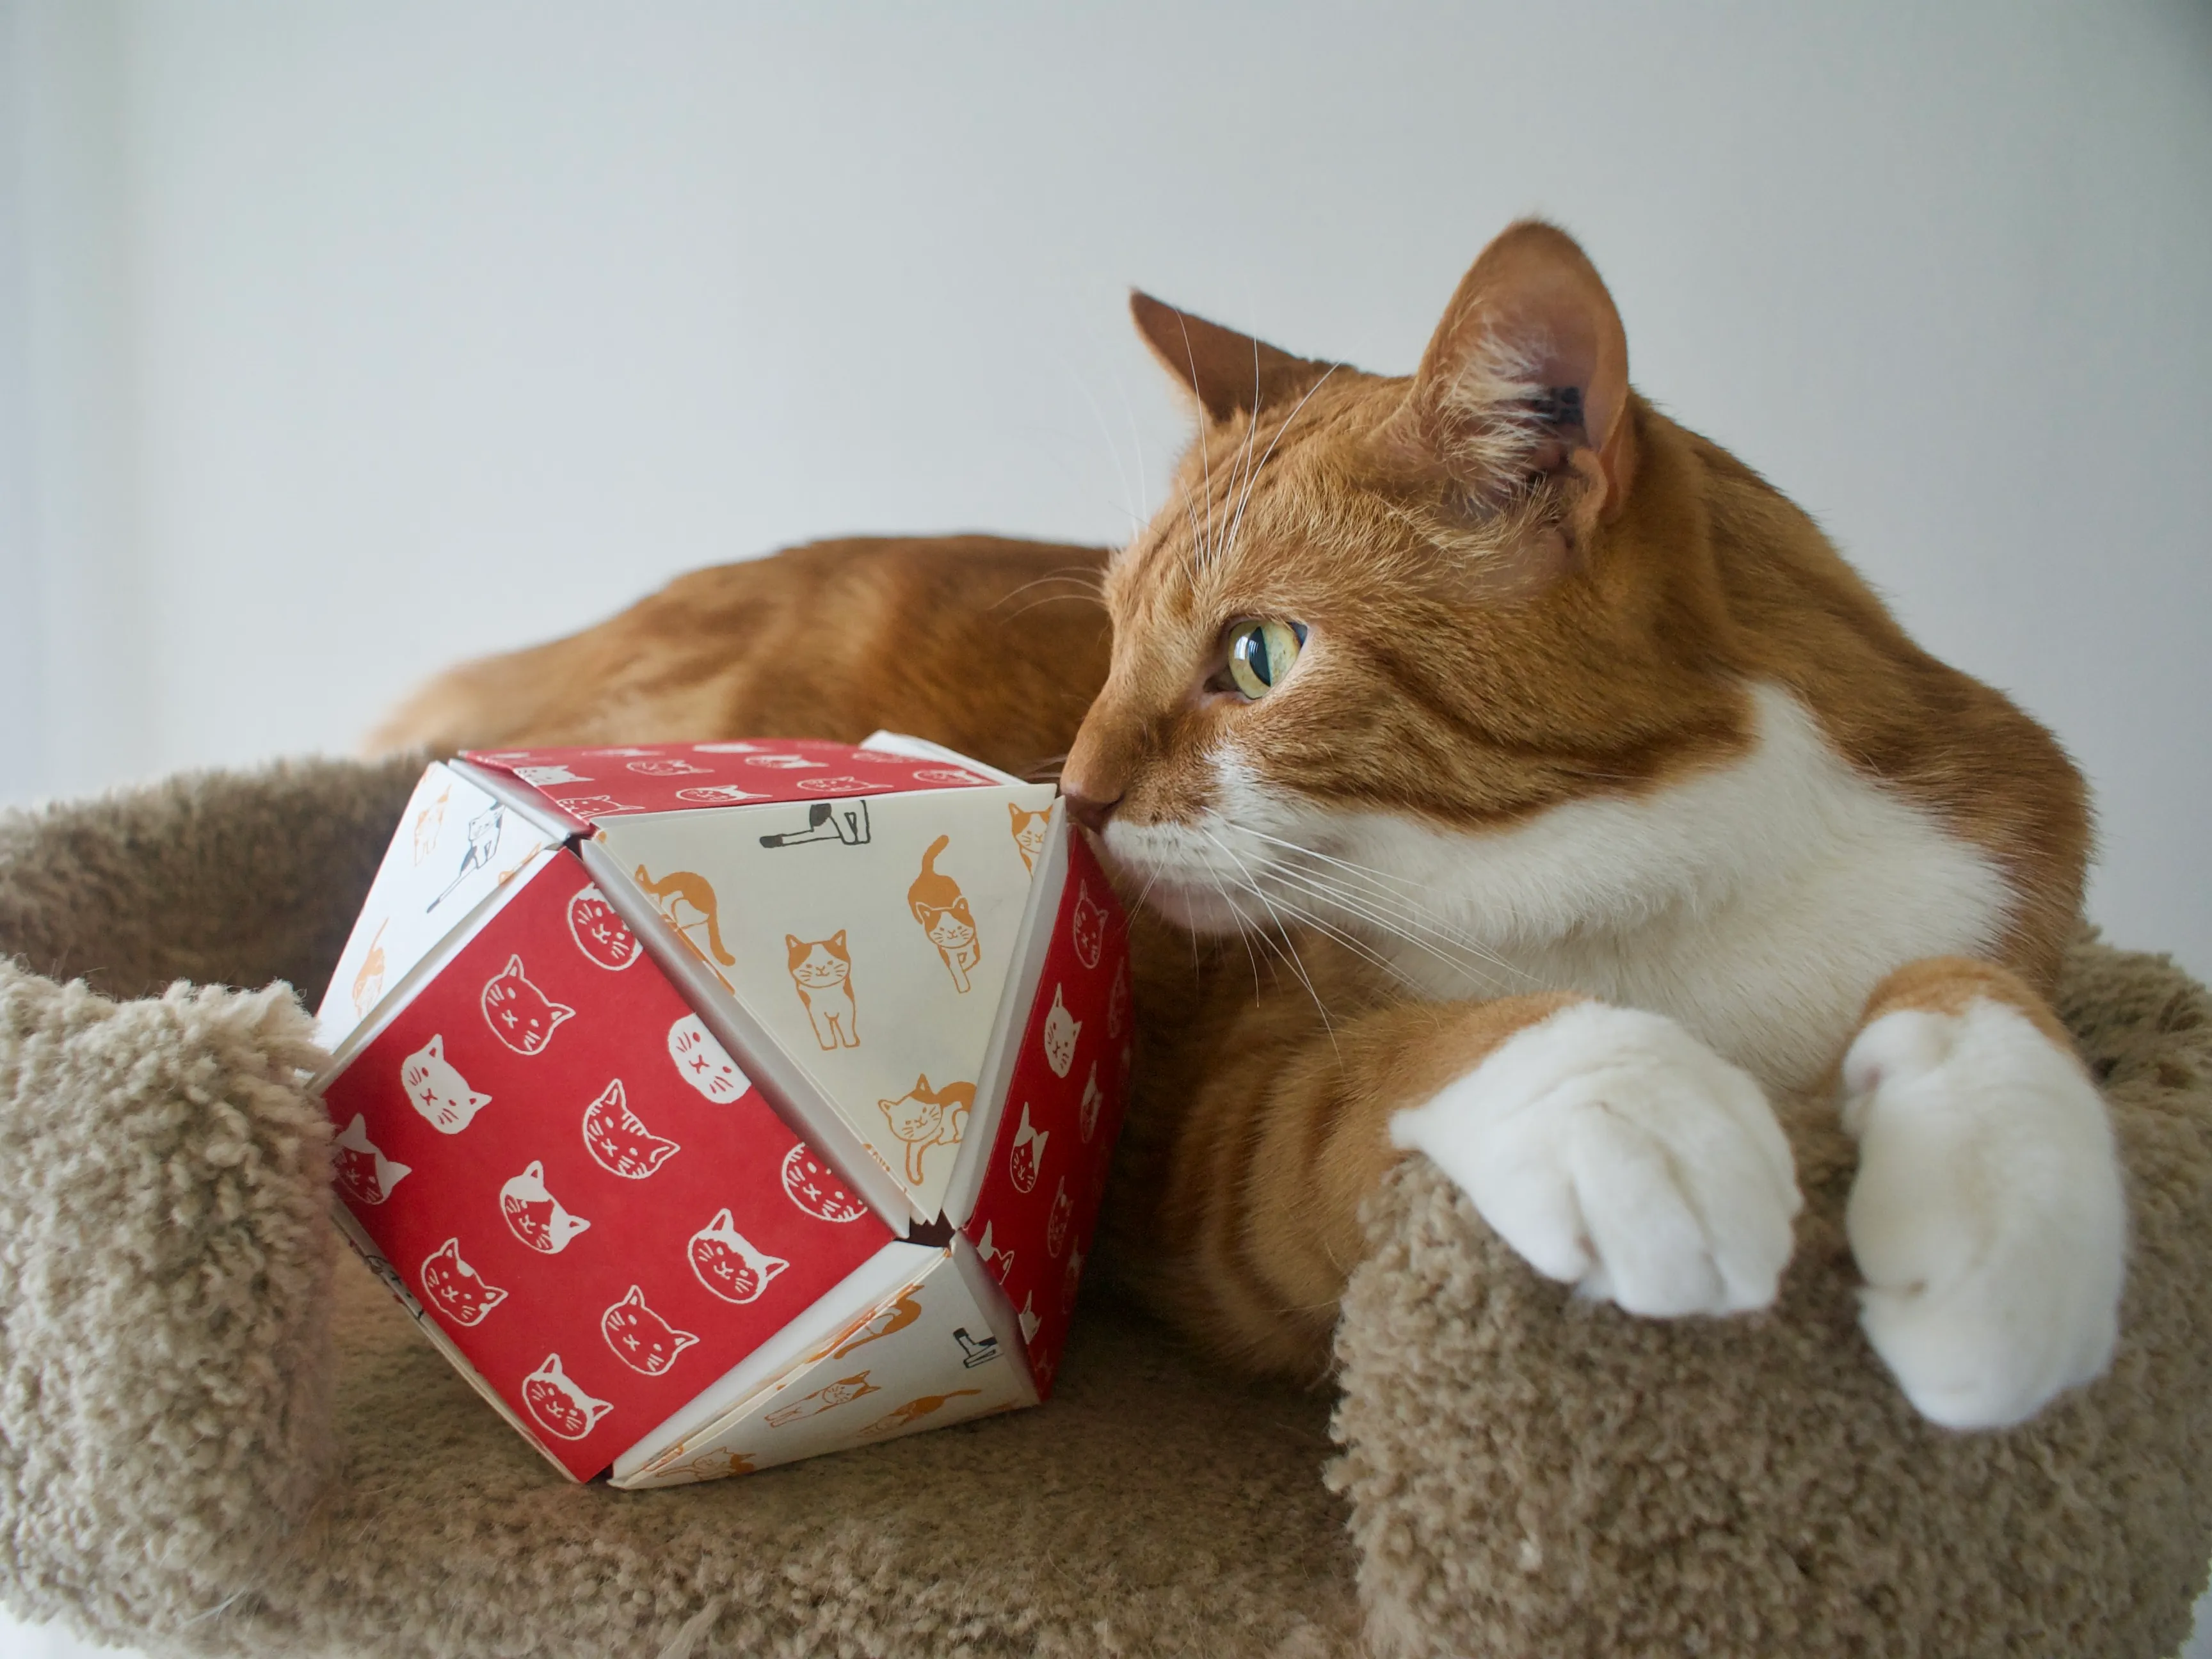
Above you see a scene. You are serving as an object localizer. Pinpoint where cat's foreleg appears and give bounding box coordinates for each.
[1390,999,1800,1319]
[1160,991,1799,1375]
[1838,957,2125,1429]
[805,1002,838,1052]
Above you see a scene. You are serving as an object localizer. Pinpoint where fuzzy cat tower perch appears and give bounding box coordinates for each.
[1,755,2209,1658]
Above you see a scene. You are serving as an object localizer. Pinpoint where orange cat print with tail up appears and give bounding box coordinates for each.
[907,836,981,993]
[636,865,737,988]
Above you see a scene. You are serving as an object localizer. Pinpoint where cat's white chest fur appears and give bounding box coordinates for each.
[1232,682,2013,1094]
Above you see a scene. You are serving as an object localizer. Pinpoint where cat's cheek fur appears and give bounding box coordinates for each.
[1840,1000,2126,1431]
[1390,1002,1802,1317]
[1098,816,1248,933]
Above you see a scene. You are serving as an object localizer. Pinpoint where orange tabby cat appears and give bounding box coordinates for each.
[373,222,2118,1432]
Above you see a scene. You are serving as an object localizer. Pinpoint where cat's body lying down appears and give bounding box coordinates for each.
[375,223,2123,1432]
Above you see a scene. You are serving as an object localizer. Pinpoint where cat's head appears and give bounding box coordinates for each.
[1062,221,1747,942]
[786,932,852,986]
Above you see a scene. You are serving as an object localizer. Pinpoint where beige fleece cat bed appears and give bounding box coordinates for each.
[2,754,2210,1658]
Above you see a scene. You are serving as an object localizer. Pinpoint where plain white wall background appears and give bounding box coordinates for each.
[2,4,2210,1655]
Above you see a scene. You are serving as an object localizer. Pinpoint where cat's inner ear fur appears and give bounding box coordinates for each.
[1130,291,1336,424]
[1384,220,1637,534]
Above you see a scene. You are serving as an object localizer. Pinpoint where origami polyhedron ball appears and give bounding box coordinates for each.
[316,735,1132,1484]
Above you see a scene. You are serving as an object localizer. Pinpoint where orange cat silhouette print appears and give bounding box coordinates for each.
[829,1290,925,1359]
[876,1073,974,1184]
[1008,803,1051,872]
[763,1370,879,1429]
[634,863,737,989]
[862,1390,982,1436]
[351,918,389,1016]
[908,835,982,993]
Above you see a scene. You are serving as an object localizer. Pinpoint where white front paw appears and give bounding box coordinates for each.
[1390,1003,1800,1317]
[1843,1000,2126,1430]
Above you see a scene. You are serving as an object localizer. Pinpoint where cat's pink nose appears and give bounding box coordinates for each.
[1060,787,1121,835]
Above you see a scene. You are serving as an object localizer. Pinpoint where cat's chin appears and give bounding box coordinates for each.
[1140,879,1249,936]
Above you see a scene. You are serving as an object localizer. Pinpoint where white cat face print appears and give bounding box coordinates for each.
[419,1238,507,1327]
[601,1286,699,1376]
[975,1221,1016,1285]
[333,1114,411,1205]
[687,1209,789,1304]
[522,1354,613,1441]
[674,784,771,805]
[566,885,643,970]
[515,764,591,787]
[480,956,576,1056]
[668,1014,750,1103]
[780,1146,871,1222]
[1070,882,1108,970]
[1042,985,1080,1078]
[552,795,639,818]
[401,1035,493,1134]
[582,1079,681,1179]
[1008,1103,1048,1195]
[499,1160,591,1254]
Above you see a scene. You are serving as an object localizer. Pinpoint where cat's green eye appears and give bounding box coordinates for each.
[1224,619,1307,701]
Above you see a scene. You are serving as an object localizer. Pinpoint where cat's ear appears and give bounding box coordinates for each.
[1130,291,1336,424]
[785,933,803,951]
[427,1034,444,1058]
[830,930,847,950]
[914,1073,931,1094]
[1384,220,1635,529]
